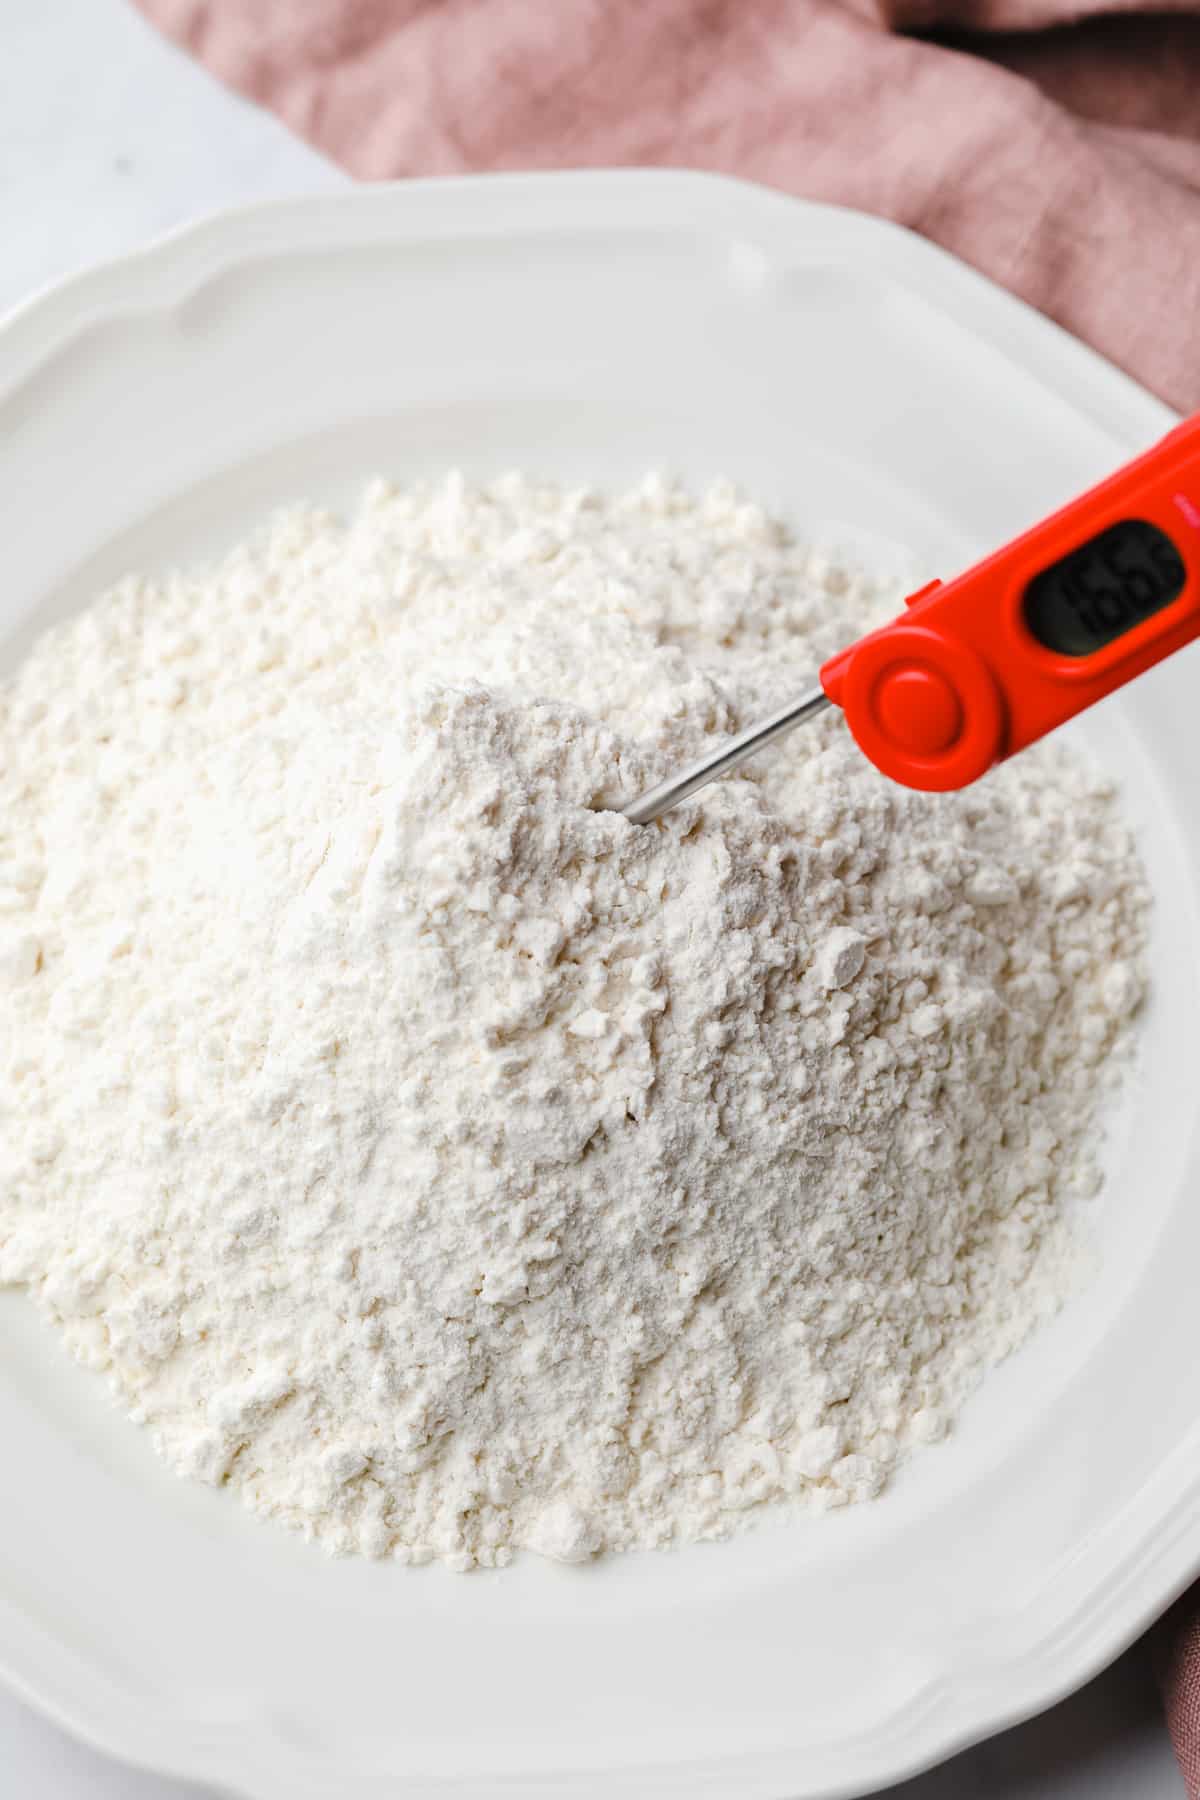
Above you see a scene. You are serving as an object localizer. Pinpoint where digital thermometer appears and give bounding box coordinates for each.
[623,415,1200,823]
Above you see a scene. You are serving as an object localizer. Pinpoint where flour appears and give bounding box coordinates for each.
[0,472,1150,1568]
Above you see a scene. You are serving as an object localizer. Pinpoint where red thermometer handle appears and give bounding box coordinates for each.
[819,415,1200,792]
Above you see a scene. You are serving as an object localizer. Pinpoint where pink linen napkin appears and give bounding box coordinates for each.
[132,0,1200,412]
[130,1,1200,1787]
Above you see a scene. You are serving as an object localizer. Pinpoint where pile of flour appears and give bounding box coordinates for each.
[0,472,1149,1568]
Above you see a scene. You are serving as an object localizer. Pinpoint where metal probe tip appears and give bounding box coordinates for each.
[622,683,832,825]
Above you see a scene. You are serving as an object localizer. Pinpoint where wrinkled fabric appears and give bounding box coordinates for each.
[132,0,1200,410]
[130,0,1200,1771]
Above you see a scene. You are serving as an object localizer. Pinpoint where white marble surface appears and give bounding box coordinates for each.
[0,2,1187,1796]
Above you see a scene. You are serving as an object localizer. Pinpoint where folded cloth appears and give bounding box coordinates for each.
[130,0,1200,1769]
[133,0,1200,412]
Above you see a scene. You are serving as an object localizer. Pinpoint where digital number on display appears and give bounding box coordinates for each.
[1023,519,1186,657]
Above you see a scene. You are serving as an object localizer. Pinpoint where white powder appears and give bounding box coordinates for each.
[0,472,1149,1568]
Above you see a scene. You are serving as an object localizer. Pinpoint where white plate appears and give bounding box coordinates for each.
[2,171,1199,1800]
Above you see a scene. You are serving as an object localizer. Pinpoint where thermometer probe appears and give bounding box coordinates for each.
[623,416,1200,824]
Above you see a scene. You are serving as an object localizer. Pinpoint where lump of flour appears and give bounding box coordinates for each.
[0,472,1149,1568]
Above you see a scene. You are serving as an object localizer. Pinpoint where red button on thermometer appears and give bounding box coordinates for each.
[623,416,1200,823]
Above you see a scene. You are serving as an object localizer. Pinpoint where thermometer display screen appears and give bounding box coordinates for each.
[1023,518,1186,657]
